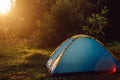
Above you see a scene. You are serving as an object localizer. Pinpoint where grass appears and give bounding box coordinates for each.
[108,41,120,54]
[0,44,120,80]
[0,48,52,80]
[108,41,120,62]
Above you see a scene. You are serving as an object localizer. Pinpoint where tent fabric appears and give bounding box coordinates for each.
[46,34,120,75]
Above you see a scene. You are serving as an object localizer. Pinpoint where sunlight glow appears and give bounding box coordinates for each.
[0,0,16,15]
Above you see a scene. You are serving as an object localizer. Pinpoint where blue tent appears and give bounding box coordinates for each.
[46,34,120,76]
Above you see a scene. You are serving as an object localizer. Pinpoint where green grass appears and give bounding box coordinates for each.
[108,41,120,62]
[0,48,52,80]
[0,46,120,80]
[108,41,120,54]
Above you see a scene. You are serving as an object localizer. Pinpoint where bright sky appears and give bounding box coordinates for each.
[0,0,16,15]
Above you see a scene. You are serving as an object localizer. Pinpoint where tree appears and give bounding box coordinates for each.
[30,0,79,48]
[30,0,101,48]
[82,6,108,40]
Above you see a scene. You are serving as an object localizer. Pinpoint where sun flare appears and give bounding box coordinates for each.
[0,0,16,15]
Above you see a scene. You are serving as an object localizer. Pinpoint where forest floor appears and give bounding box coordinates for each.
[0,45,120,80]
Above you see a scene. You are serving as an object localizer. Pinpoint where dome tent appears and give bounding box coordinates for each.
[46,34,120,76]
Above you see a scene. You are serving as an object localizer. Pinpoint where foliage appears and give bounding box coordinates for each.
[0,0,119,49]
[30,0,97,48]
[82,6,108,40]
[7,34,29,49]
[30,19,57,48]
[30,0,74,48]
[0,34,29,49]
[0,0,119,48]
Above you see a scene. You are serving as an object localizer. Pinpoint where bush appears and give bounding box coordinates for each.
[82,6,108,41]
